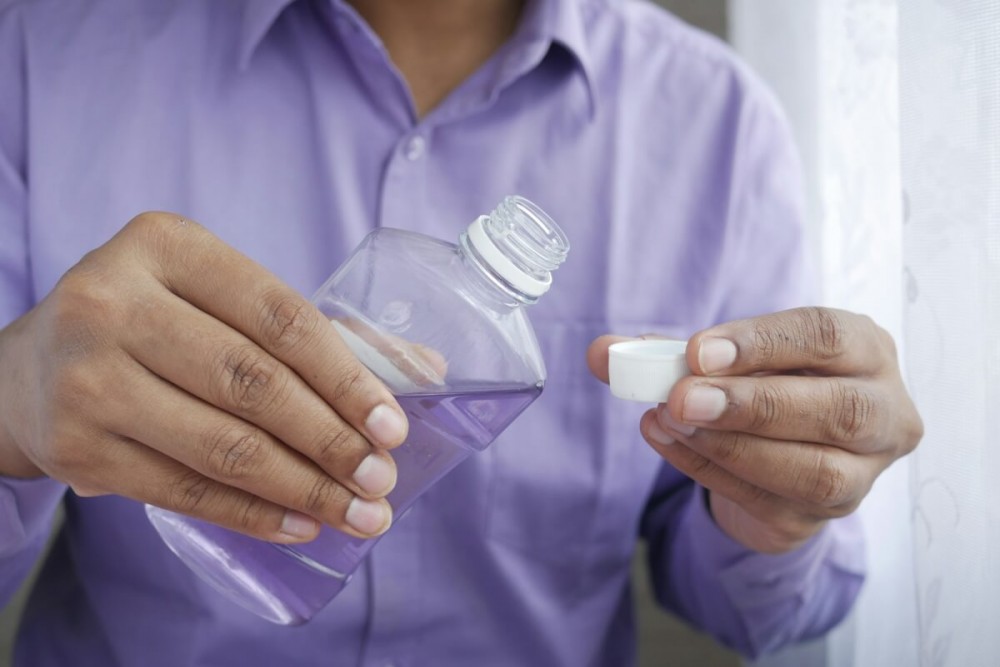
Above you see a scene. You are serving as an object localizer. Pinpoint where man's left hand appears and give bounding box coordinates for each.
[588,307,923,554]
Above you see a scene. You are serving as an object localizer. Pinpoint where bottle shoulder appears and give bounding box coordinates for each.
[320,229,546,390]
[365,227,456,255]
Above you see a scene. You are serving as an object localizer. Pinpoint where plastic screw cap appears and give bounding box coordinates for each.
[608,340,690,403]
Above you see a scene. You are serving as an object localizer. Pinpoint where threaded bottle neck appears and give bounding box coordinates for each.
[459,196,569,307]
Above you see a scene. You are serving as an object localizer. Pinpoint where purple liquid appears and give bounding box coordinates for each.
[146,384,541,624]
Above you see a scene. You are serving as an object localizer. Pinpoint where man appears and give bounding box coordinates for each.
[0,0,922,665]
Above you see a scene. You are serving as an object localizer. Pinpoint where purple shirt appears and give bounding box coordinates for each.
[0,0,865,664]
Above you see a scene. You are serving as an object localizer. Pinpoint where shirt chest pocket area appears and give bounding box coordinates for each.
[484,320,673,596]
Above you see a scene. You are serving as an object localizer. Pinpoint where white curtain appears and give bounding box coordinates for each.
[729,0,999,665]
[902,1,1000,665]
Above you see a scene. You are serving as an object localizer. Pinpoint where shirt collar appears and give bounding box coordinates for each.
[238,0,297,70]
[238,0,597,112]
[515,0,596,109]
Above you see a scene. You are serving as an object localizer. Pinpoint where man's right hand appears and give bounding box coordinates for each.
[0,212,407,542]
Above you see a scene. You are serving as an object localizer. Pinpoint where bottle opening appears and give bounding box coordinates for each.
[491,197,570,275]
[460,196,569,303]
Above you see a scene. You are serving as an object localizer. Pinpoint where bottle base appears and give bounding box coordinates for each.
[146,505,348,625]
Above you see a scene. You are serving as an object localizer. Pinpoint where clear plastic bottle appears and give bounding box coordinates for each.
[145,196,569,625]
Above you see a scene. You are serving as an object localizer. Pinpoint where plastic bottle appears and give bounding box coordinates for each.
[145,196,569,624]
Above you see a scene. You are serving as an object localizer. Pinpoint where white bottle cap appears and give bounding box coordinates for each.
[608,340,690,403]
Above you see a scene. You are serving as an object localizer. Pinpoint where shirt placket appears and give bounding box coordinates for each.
[315,8,429,666]
[324,9,555,664]
[360,508,426,667]
[378,127,432,232]
[364,66,449,667]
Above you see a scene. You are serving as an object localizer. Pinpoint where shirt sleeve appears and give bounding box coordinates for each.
[0,4,68,607]
[643,480,865,658]
[641,70,866,658]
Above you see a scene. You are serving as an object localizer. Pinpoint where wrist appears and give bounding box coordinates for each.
[706,490,825,554]
[0,317,44,478]
[0,434,42,478]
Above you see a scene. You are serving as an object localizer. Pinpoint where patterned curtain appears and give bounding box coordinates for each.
[902,1,1000,665]
[731,0,999,664]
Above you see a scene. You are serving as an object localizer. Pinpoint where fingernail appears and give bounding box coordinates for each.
[683,385,728,422]
[646,421,675,446]
[699,338,737,374]
[345,497,390,535]
[280,511,319,540]
[658,409,697,436]
[353,454,396,496]
[365,404,408,448]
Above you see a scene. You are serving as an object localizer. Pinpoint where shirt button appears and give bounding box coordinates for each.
[404,135,426,161]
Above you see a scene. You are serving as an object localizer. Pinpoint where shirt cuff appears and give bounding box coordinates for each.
[0,475,66,558]
[682,486,866,610]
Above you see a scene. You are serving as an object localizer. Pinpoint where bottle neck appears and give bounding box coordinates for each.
[457,196,569,311]
[456,249,523,313]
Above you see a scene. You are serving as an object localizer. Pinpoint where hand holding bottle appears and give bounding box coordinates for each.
[142,195,568,624]
[0,212,408,542]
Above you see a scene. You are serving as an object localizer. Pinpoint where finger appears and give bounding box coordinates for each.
[336,318,448,387]
[664,374,891,452]
[123,213,408,449]
[688,307,896,377]
[639,411,819,539]
[52,431,320,543]
[586,335,633,383]
[105,366,392,538]
[648,410,873,515]
[123,292,397,499]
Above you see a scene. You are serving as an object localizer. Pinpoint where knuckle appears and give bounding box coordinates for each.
[126,210,171,232]
[311,427,360,469]
[801,307,846,361]
[167,470,213,515]
[45,434,89,475]
[806,453,852,508]
[122,212,172,250]
[122,211,166,240]
[902,411,925,455]
[123,211,192,241]
[826,381,878,443]
[216,344,286,415]
[257,292,318,354]
[47,277,118,358]
[327,362,367,405]
[234,495,270,533]
[301,476,345,517]
[752,321,785,365]
[687,452,716,478]
[738,479,773,508]
[883,331,900,361]
[870,318,897,355]
[49,363,100,407]
[121,211,201,267]
[711,432,747,466]
[748,384,787,431]
[203,424,266,481]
